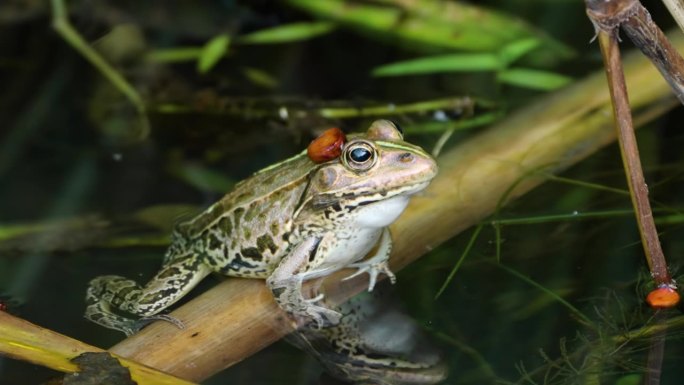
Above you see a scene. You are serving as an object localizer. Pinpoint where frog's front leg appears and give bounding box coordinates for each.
[343,228,396,291]
[267,236,342,328]
[85,254,211,335]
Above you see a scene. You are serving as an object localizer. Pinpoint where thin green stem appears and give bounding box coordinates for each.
[434,223,484,299]
[543,174,629,196]
[494,262,593,326]
[50,0,149,138]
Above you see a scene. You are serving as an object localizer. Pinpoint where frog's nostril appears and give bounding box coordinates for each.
[399,153,414,163]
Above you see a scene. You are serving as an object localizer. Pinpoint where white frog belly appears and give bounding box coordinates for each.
[353,195,410,228]
[301,227,382,280]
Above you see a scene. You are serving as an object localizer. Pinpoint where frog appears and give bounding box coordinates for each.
[287,288,448,385]
[85,120,438,335]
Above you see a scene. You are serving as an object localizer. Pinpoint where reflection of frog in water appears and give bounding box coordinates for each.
[288,285,447,385]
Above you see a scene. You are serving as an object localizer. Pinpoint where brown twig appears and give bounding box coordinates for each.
[585,3,680,383]
[586,0,684,105]
[585,0,674,288]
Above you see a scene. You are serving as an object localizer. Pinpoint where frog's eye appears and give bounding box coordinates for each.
[343,141,377,171]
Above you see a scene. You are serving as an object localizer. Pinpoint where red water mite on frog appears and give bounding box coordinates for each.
[307,127,346,163]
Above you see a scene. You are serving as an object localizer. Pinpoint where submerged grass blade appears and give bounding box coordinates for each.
[285,0,572,55]
[497,68,572,91]
[543,174,630,196]
[237,22,336,44]
[146,47,203,63]
[197,34,230,73]
[373,54,501,76]
[499,38,543,65]
[50,0,148,138]
[491,209,636,225]
[435,223,484,299]
[494,262,593,326]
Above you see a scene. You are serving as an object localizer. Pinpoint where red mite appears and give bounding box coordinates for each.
[307,127,346,163]
[646,286,680,309]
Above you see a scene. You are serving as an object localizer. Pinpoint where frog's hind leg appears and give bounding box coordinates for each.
[85,253,211,335]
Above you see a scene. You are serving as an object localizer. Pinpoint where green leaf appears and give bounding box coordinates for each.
[499,38,541,66]
[613,374,642,385]
[197,34,230,74]
[284,1,399,31]
[497,68,572,91]
[238,22,336,45]
[242,67,279,89]
[147,47,202,63]
[372,54,501,77]
[285,0,574,57]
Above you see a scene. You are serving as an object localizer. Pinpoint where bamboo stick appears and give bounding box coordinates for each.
[109,31,684,382]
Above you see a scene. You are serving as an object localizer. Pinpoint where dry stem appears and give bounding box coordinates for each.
[586,0,675,286]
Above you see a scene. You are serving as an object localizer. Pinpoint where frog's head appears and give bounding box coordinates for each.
[302,120,438,227]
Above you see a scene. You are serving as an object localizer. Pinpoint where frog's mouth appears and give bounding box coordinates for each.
[350,180,433,208]
[308,180,433,212]
[396,180,432,196]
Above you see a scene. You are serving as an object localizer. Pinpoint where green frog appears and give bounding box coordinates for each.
[85,120,438,335]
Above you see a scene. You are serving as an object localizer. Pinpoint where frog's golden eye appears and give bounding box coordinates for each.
[343,141,377,172]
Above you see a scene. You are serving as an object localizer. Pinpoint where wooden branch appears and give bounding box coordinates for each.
[109,31,684,382]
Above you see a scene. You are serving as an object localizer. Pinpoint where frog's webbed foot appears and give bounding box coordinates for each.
[85,277,186,336]
[85,256,210,335]
[342,228,395,291]
[270,278,342,328]
[84,300,139,336]
[343,259,396,291]
[305,298,342,328]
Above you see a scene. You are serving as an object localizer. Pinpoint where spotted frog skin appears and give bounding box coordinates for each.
[85,120,438,335]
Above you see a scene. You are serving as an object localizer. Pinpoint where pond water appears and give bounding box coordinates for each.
[2,1,684,384]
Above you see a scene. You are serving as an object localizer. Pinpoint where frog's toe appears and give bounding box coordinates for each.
[381,265,397,284]
[133,314,185,334]
[342,266,370,282]
[112,321,138,337]
[344,262,396,292]
[305,293,325,304]
[307,306,342,329]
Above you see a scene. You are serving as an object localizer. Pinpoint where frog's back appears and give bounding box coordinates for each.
[172,152,314,277]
